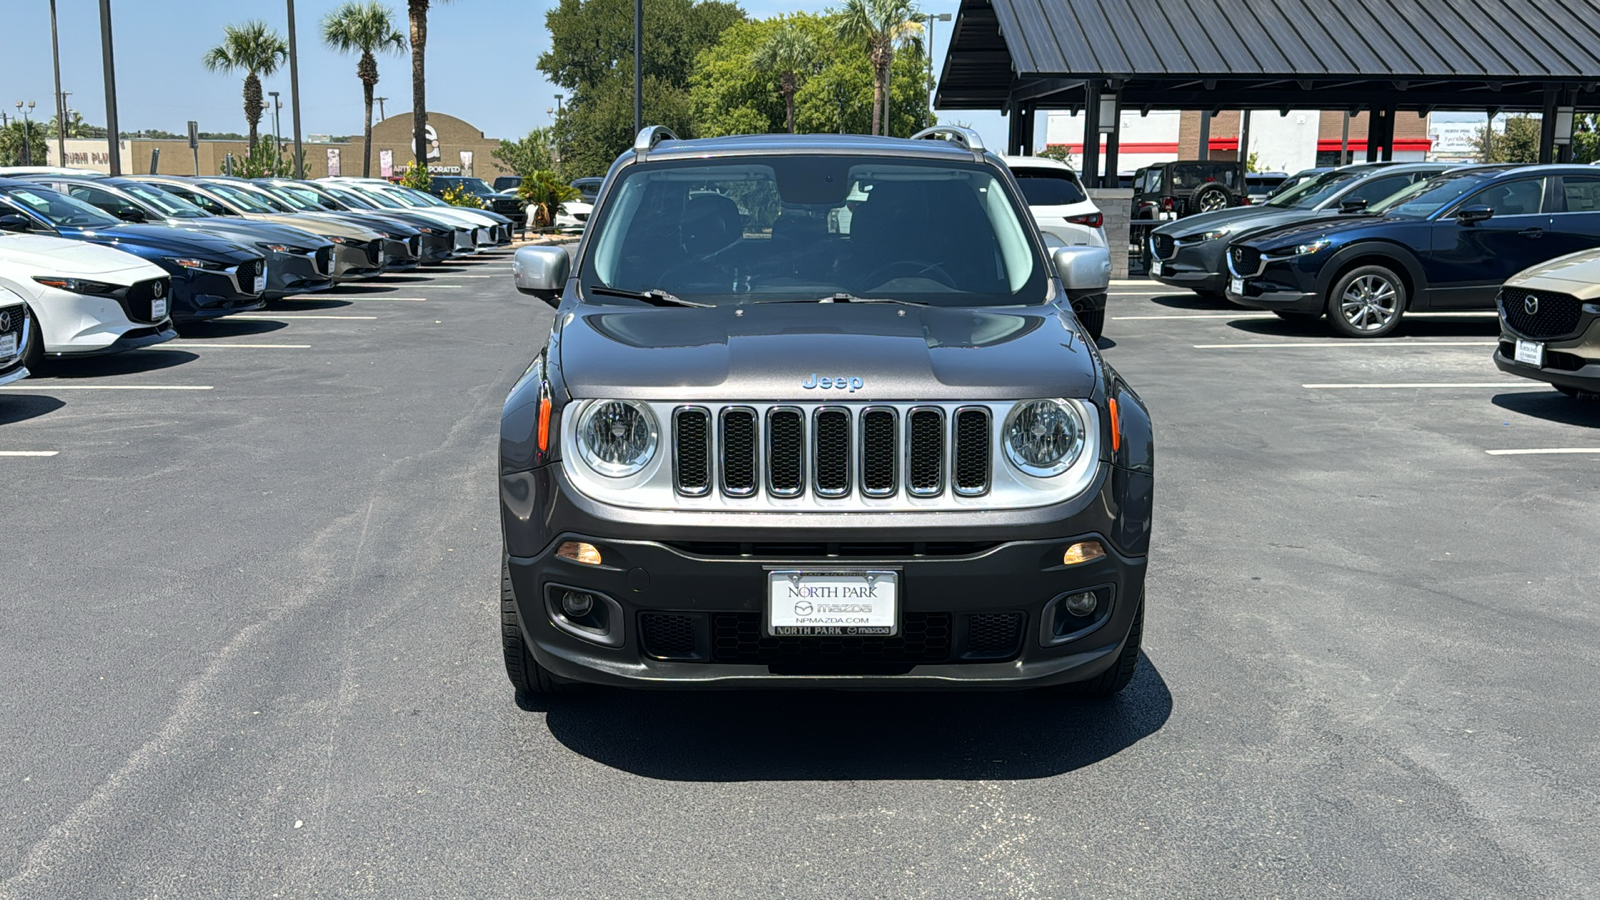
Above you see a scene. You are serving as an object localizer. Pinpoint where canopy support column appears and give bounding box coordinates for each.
[1082,82,1101,188]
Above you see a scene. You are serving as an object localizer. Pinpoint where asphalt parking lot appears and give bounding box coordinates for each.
[2,267,1598,898]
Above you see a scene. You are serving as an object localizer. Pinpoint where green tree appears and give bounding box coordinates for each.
[399,158,431,189]
[322,1,407,178]
[518,171,580,228]
[752,22,819,133]
[834,0,922,136]
[201,20,290,149]
[493,127,560,180]
[406,0,452,171]
[44,109,86,139]
[1574,114,1600,164]
[0,122,50,167]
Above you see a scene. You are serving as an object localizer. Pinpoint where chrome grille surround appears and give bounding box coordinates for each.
[560,399,1102,512]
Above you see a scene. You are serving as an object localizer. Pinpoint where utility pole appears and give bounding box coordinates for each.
[15,102,36,166]
[286,0,305,178]
[923,13,950,123]
[99,0,122,175]
[269,91,282,156]
[633,0,642,134]
[49,0,68,165]
[376,96,387,121]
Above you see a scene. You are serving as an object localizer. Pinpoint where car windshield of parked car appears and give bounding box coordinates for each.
[454,178,496,195]
[1011,168,1089,207]
[1369,171,1505,218]
[200,183,277,214]
[121,183,209,218]
[276,183,342,210]
[346,186,405,209]
[252,184,319,212]
[315,185,373,209]
[2,186,121,228]
[380,188,435,208]
[581,156,1046,308]
[1264,170,1358,209]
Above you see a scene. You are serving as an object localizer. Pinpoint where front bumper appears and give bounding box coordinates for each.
[1493,315,1600,393]
[265,252,334,298]
[1224,257,1322,313]
[331,242,385,280]
[382,236,422,270]
[1150,239,1227,293]
[0,363,27,386]
[47,323,176,357]
[502,464,1152,690]
[418,233,455,264]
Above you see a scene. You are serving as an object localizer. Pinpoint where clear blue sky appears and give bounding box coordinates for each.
[2,0,1013,150]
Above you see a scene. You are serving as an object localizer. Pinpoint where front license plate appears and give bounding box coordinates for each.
[255,268,267,293]
[1229,276,1245,295]
[151,297,169,320]
[1514,339,1545,367]
[1149,259,1162,276]
[0,333,16,360]
[768,570,897,636]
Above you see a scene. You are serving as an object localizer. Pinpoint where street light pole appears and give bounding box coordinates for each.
[286,0,305,178]
[49,0,68,165]
[376,96,387,121]
[633,0,642,135]
[15,102,36,166]
[269,91,282,156]
[98,0,122,175]
[923,13,950,123]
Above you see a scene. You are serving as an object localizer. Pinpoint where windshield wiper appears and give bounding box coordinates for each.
[585,286,712,308]
[760,293,929,306]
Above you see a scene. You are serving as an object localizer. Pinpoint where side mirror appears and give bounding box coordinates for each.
[0,214,32,232]
[513,245,571,306]
[1457,204,1494,225]
[1052,245,1112,296]
[1338,198,1368,213]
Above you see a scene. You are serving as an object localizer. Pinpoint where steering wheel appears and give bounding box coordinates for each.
[858,260,958,290]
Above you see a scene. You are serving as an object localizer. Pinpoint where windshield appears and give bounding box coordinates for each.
[1265,171,1358,209]
[2,186,121,227]
[277,183,342,210]
[318,185,372,209]
[346,185,404,209]
[200,182,277,214]
[580,156,1047,308]
[252,184,319,212]
[121,183,209,218]
[398,188,450,208]
[454,178,495,195]
[1371,170,1505,218]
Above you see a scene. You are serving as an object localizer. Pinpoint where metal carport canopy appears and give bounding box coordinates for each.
[936,0,1600,112]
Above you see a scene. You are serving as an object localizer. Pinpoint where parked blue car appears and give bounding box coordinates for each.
[1225,165,1600,337]
[0,178,267,323]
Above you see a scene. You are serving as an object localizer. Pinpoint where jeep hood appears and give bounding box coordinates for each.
[557,302,1099,402]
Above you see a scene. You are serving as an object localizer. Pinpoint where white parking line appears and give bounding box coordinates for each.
[343,296,427,301]
[1115,313,1275,320]
[0,385,214,391]
[1486,447,1600,456]
[1303,382,1535,390]
[159,343,311,349]
[1197,341,1495,349]
[231,314,377,320]
[0,451,59,457]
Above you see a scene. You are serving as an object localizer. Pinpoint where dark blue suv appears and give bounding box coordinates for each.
[1224,165,1600,337]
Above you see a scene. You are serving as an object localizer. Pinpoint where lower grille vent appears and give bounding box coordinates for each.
[965,612,1024,658]
[640,613,700,659]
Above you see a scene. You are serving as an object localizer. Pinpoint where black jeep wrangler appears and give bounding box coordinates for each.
[1132,160,1248,222]
[499,126,1151,698]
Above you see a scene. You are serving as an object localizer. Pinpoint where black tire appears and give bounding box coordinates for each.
[502,561,570,696]
[1077,307,1105,340]
[1326,264,1407,338]
[19,306,43,372]
[1273,309,1319,321]
[1072,592,1144,701]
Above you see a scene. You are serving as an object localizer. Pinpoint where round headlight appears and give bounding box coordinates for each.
[577,400,658,477]
[1002,399,1086,477]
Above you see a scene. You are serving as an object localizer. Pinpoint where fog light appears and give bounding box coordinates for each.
[561,590,595,618]
[1062,541,1105,566]
[557,541,603,566]
[1063,591,1098,617]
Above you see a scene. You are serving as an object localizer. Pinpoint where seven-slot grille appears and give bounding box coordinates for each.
[673,404,991,500]
[1501,287,1585,340]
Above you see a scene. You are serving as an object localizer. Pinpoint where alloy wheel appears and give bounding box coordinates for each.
[1339,274,1399,332]
[1198,191,1228,212]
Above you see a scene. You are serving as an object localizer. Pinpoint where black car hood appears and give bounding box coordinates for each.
[1234,213,1410,251]
[556,302,1098,402]
[66,223,259,261]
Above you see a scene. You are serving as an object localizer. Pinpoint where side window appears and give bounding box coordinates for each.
[1342,174,1413,207]
[1466,178,1547,217]
[1557,175,1600,212]
[69,186,139,218]
[178,190,228,215]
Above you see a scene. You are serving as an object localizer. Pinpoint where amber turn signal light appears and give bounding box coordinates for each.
[537,395,552,452]
[556,541,603,566]
[1108,397,1121,453]
[1062,541,1105,566]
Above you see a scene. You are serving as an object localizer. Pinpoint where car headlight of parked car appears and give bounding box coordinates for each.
[1194,228,1232,242]
[1287,238,1332,256]
[326,235,354,245]
[261,243,314,254]
[166,256,226,270]
[1002,399,1087,478]
[32,275,120,295]
[576,400,659,477]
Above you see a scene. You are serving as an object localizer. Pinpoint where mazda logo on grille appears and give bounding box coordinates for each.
[153,281,165,298]
[0,311,11,332]
[1525,294,1540,316]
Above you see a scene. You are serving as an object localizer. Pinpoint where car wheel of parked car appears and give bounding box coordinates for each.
[1190,186,1229,215]
[1068,592,1143,700]
[502,561,572,697]
[1077,307,1105,340]
[1327,265,1406,338]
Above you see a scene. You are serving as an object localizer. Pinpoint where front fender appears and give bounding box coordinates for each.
[1313,241,1428,304]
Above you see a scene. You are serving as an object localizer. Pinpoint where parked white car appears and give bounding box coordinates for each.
[0,231,175,368]
[1003,155,1107,249]
[553,198,592,231]
[0,285,30,386]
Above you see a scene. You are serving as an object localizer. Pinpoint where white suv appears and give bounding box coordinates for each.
[0,232,175,369]
[0,285,29,386]
[1003,155,1107,249]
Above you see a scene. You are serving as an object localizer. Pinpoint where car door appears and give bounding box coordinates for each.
[1543,174,1600,261]
[1424,176,1551,309]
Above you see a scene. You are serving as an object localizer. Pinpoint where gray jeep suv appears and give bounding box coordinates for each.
[498,127,1151,698]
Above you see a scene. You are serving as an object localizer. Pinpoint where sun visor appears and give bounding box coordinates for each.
[773,158,855,205]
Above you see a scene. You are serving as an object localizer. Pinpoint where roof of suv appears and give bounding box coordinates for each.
[629,132,991,164]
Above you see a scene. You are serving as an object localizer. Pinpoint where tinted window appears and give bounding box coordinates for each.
[1371,171,1507,217]
[2,186,120,227]
[1558,175,1600,212]
[1265,171,1357,209]
[1339,174,1417,208]
[122,183,208,217]
[67,185,143,219]
[1171,164,1239,190]
[1465,178,1547,216]
[1012,169,1088,206]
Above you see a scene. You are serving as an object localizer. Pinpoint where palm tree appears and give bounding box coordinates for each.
[322,1,407,178]
[835,0,922,136]
[752,24,818,134]
[406,0,452,168]
[202,20,290,149]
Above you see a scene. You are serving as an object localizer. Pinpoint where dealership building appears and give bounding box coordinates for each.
[47,112,511,181]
